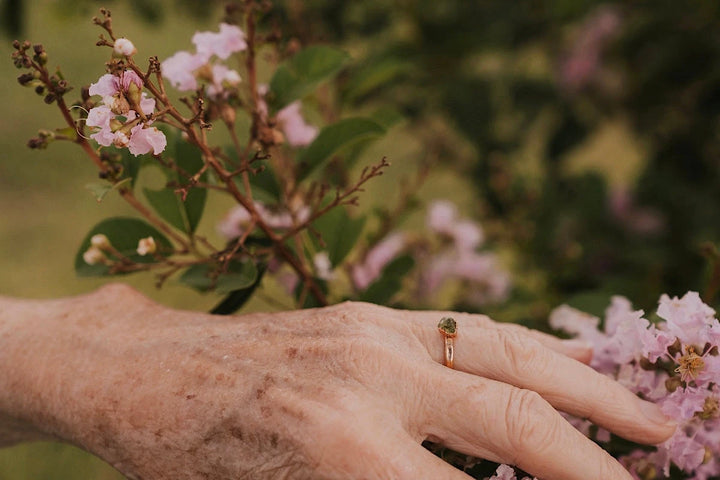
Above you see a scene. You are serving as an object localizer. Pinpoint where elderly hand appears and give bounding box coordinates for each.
[0,284,675,479]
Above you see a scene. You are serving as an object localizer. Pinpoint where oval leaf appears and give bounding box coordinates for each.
[74,217,172,277]
[312,208,366,267]
[297,118,385,181]
[270,46,350,110]
[179,261,258,294]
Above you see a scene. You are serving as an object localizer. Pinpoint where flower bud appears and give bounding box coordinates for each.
[83,246,106,265]
[126,82,143,112]
[90,233,111,250]
[17,73,35,86]
[137,236,157,256]
[113,38,137,56]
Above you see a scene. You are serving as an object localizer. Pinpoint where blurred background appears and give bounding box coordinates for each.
[3,0,720,478]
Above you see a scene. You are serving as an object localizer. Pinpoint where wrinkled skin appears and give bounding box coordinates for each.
[0,284,676,479]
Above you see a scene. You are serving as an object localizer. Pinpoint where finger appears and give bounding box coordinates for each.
[420,369,634,480]
[497,322,593,364]
[419,323,675,445]
[312,410,474,480]
[405,310,592,363]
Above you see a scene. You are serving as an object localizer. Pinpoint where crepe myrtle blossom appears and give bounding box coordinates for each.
[161,23,245,99]
[257,85,318,147]
[216,202,311,240]
[485,464,537,480]
[419,200,510,306]
[275,101,319,147]
[351,232,407,290]
[86,70,166,155]
[549,292,720,479]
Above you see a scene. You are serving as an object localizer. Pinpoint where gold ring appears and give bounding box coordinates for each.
[437,317,457,369]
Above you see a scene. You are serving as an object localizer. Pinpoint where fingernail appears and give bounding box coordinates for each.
[638,399,676,427]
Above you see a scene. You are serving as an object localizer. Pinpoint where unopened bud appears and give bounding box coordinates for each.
[90,234,111,250]
[43,93,56,104]
[83,246,106,265]
[126,82,143,111]
[35,52,48,65]
[113,38,137,56]
[665,376,682,393]
[667,338,682,357]
[136,236,156,256]
[32,44,43,55]
[220,104,236,124]
[17,73,35,86]
[27,137,47,149]
[35,85,45,95]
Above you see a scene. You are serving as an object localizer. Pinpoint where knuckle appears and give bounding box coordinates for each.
[497,329,551,380]
[504,389,561,458]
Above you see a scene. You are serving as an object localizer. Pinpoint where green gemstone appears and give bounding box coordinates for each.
[437,317,457,335]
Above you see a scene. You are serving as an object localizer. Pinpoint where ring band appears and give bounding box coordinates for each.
[437,317,457,369]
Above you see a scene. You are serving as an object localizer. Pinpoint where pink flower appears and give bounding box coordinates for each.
[488,464,516,480]
[216,202,310,240]
[427,200,457,235]
[426,199,484,251]
[453,220,484,252]
[161,25,244,99]
[89,70,143,98]
[657,292,717,348]
[128,125,167,156]
[276,101,318,147]
[192,23,246,60]
[206,64,242,99]
[351,232,406,290]
[161,51,205,91]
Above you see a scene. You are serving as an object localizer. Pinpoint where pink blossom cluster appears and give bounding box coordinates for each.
[349,200,510,305]
[86,69,166,156]
[418,200,511,306]
[216,201,311,241]
[485,464,537,480]
[549,292,720,479]
[161,23,245,99]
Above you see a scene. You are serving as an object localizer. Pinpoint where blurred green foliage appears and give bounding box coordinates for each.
[265,0,720,327]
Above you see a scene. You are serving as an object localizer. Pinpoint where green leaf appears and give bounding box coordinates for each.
[359,255,415,305]
[119,147,142,188]
[179,260,258,294]
[343,57,413,103]
[297,117,385,181]
[179,264,216,292]
[143,137,207,233]
[312,208,366,266]
[85,178,132,203]
[211,265,267,315]
[215,261,258,294]
[74,217,172,277]
[85,182,113,202]
[269,46,350,110]
[143,188,188,232]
